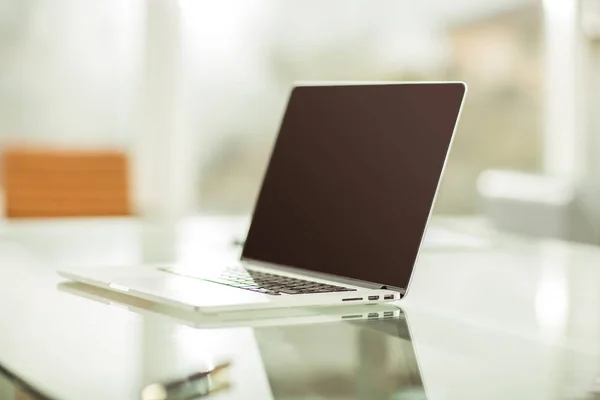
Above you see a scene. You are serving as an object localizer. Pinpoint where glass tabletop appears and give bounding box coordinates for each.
[2,216,600,400]
[3,279,425,399]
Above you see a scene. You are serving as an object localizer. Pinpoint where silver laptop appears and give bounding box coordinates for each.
[59,82,466,313]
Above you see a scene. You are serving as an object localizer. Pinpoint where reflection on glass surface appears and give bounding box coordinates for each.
[56,280,424,399]
[0,365,48,400]
[535,243,569,343]
[254,314,426,400]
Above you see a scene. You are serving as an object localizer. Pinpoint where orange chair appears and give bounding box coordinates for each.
[1,147,131,218]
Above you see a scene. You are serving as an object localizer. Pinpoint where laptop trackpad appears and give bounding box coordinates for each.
[112,275,271,309]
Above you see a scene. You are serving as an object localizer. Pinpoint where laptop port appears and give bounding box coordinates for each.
[368,295,379,301]
[342,314,362,319]
[383,311,394,317]
[368,312,379,318]
[342,297,363,301]
[384,294,394,300]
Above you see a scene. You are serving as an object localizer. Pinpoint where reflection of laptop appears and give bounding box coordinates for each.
[254,312,427,399]
[57,281,402,329]
[59,82,466,313]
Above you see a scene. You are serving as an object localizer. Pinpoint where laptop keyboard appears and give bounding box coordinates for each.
[163,267,357,296]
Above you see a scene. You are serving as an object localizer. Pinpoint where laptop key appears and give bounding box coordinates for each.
[279,289,302,294]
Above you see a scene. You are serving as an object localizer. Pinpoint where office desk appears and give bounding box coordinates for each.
[1,216,600,399]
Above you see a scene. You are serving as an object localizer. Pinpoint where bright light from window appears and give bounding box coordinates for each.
[535,243,569,343]
[542,0,576,21]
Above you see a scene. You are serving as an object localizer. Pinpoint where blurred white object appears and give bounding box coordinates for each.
[132,0,191,263]
[478,169,574,205]
[542,0,581,178]
[477,169,598,243]
[423,226,489,249]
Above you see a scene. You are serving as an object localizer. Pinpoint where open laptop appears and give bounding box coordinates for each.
[59,82,466,313]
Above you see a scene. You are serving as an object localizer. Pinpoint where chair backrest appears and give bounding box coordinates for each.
[1,147,131,218]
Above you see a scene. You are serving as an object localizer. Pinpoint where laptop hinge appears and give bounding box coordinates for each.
[381,285,406,296]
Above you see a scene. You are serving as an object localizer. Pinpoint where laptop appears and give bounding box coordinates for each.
[58,82,466,313]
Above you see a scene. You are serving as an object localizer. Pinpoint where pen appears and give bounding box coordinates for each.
[141,361,231,400]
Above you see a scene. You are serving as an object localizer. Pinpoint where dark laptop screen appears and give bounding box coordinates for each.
[242,83,465,290]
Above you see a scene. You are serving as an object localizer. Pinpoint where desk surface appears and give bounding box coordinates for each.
[1,216,600,399]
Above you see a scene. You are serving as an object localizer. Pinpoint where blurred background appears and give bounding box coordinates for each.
[0,0,597,242]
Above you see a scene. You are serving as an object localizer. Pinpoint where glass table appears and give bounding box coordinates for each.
[1,216,600,399]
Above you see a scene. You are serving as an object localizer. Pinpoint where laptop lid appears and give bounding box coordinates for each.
[242,82,466,291]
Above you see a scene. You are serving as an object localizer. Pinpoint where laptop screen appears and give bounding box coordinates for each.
[242,83,465,290]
